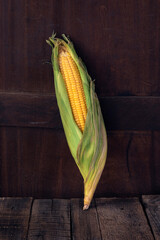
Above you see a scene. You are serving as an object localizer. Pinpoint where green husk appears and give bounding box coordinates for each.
[47,34,107,209]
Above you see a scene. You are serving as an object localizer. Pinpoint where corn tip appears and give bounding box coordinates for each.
[83,204,89,210]
[83,195,91,210]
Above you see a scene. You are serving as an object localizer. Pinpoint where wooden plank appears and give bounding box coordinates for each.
[1,128,158,198]
[0,127,83,198]
[101,97,160,130]
[71,198,101,240]
[0,197,32,240]
[152,132,160,192]
[97,131,153,197]
[27,199,71,239]
[0,92,61,129]
[142,195,160,239]
[1,1,160,96]
[96,198,154,240]
[1,92,160,130]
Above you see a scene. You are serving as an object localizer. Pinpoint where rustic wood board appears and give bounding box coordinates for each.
[142,195,160,239]
[1,128,158,198]
[0,197,32,240]
[27,199,71,240]
[96,198,154,240]
[1,93,160,130]
[1,0,160,96]
[71,199,101,240]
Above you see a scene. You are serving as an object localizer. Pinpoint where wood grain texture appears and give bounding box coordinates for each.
[1,0,160,199]
[0,128,159,198]
[96,198,153,240]
[142,195,160,239]
[71,199,101,240]
[27,199,71,240]
[1,93,160,130]
[152,132,160,193]
[0,197,158,240]
[0,127,83,198]
[0,92,61,129]
[0,198,32,240]
[97,131,154,197]
[1,0,160,96]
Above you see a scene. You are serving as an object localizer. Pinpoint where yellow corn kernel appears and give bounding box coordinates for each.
[58,46,87,132]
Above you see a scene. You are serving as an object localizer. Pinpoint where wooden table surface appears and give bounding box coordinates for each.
[0,195,159,240]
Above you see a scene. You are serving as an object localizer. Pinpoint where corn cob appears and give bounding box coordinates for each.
[58,46,87,132]
[47,34,107,210]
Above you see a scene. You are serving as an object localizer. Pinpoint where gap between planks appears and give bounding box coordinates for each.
[142,195,160,240]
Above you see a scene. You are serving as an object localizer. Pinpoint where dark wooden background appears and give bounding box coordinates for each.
[0,0,160,198]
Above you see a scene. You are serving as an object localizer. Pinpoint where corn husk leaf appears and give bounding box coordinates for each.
[47,34,107,209]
